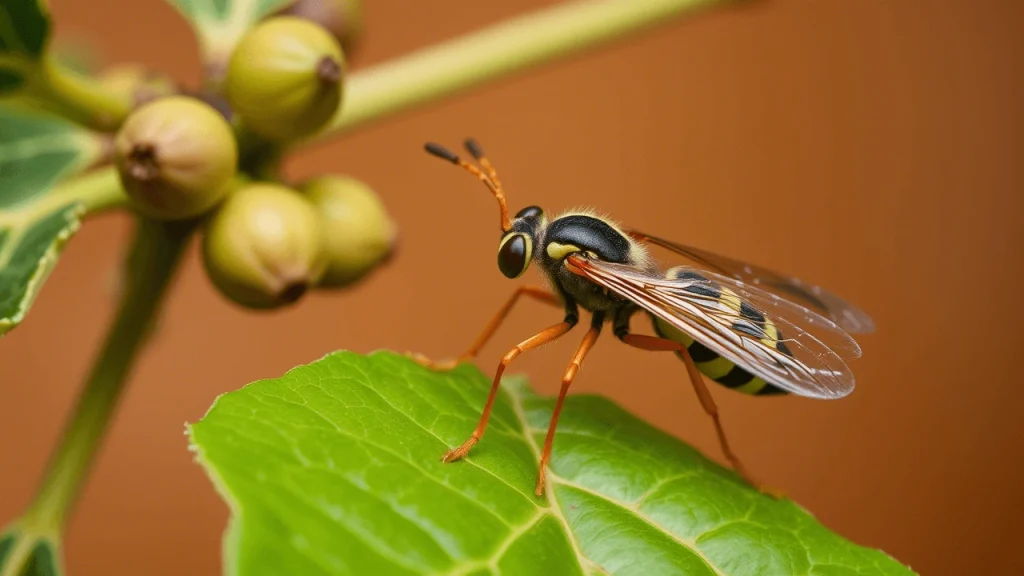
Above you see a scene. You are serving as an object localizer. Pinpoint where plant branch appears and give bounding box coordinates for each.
[308,0,735,141]
[26,55,132,132]
[16,216,196,536]
[50,166,127,215]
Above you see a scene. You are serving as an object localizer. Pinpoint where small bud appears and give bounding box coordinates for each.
[202,182,326,309]
[225,16,345,141]
[301,175,397,288]
[273,0,364,58]
[114,96,238,220]
[98,64,176,107]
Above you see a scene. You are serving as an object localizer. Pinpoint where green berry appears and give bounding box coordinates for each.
[98,64,176,107]
[225,16,345,141]
[114,96,237,220]
[274,0,364,58]
[202,182,326,309]
[302,175,397,288]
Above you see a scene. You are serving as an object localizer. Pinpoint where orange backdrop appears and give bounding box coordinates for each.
[2,1,1022,574]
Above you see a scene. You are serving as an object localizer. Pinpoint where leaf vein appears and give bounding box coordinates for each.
[551,476,727,576]
[631,471,701,510]
[277,469,436,573]
[202,417,467,572]
[506,385,595,576]
[327,368,540,505]
[250,390,522,533]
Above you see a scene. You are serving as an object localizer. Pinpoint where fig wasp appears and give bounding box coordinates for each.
[414,138,874,497]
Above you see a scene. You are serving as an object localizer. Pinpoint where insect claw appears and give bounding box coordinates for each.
[757,484,787,500]
[534,469,548,496]
[441,437,478,463]
[406,351,460,372]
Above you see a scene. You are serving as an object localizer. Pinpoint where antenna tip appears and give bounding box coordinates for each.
[463,138,484,160]
[424,142,459,164]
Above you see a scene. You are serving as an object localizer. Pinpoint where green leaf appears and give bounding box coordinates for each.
[0,0,52,93]
[0,105,103,209]
[164,0,292,60]
[189,350,916,576]
[0,103,112,335]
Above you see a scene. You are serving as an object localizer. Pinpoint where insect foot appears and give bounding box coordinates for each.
[406,352,461,372]
[756,484,787,500]
[441,437,479,463]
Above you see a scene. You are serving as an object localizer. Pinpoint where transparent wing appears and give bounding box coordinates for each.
[692,267,863,360]
[565,254,860,399]
[627,230,876,334]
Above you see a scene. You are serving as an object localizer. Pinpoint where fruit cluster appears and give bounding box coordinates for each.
[111,0,394,309]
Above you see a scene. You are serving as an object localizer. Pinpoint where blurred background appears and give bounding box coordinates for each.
[2,0,1021,574]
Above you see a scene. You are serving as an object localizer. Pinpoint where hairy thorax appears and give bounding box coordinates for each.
[536,211,654,314]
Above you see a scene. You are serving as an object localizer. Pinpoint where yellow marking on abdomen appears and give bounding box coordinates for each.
[651,305,786,397]
[733,377,769,395]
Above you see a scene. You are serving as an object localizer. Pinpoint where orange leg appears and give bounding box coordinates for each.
[619,333,778,497]
[442,318,576,465]
[410,286,560,371]
[535,318,603,496]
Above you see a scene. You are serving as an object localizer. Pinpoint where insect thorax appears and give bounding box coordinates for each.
[536,214,642,313]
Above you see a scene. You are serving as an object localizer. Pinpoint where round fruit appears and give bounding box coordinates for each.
[114,96,237,220]
[273,0,364,58]
[301,175,397,288]
[225,16,345,141]
[98,64,176,107]
[202,182,326,309]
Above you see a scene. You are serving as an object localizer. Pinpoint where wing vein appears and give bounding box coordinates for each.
[565,254,859,399]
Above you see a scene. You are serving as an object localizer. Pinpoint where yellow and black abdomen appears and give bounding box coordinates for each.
[651,267,791,396]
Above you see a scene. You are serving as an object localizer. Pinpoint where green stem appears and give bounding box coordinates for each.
[27,55,132,132]
[17,217,195,536]
[51,166,126,215]
[310,0,734,141]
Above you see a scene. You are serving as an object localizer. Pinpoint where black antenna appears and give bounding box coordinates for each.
[424,142,459,164]
[463,138,484,160]
[422,139,512,231]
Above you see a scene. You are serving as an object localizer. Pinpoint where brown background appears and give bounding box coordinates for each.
[2,0,1022,574]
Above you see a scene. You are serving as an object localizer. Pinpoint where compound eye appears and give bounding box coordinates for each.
[497,234,531,278]
[515,205,544,220]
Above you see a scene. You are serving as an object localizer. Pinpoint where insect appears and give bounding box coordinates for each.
[414,138,874,497]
